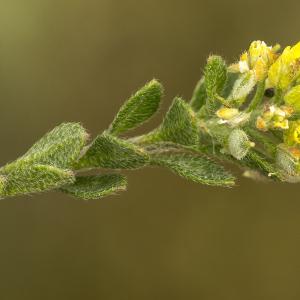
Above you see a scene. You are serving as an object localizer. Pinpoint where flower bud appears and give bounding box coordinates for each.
[256,104,293,131]
[229,41,278,81]
[216,107,239,120]
[276,144,300,175]
[216,108,250,128]
[228,129,255,160]
[249,41,278,81]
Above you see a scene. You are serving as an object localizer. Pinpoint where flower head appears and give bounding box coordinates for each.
[284,120,300,146]
[256,104,293,131]
[230,40,279,81]
[267,42,300,90]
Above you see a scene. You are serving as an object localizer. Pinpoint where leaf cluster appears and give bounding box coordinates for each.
[0,76,236,200]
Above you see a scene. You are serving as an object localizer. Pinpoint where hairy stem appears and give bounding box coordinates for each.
[247,81,265,112]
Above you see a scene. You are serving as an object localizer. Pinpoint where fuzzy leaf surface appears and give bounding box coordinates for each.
[204,55,227,113]
[2,122,88,173]
[190,77,207,111]
[243,150,281,180]
[109,80,163,135]
[149,145,235,186]
[154,97,199,146]
[0,164,75,197]
[60,174,127,200]
[77,133,149,169]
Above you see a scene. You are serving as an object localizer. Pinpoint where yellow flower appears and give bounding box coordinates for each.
[284,84,300,111]
[268,42,300,90]
[256,104,293,131]
[230,41,279,81]
[256,116,267,131]
[284,120,300,145]
[273,119,289,130]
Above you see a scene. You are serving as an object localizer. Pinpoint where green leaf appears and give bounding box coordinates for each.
[222,72,239,98]
[244,127,276,157]
[243,150,281,180]
[154,97,199,146]
[2,122,88,173]
[204,55,227,113]
[108,79,163,135]
[0,164,75,197]
[190,77,207,112]
[60,174,127,200]
[0,176,6,198]
[76,133,149,169]
[149,144,235,186]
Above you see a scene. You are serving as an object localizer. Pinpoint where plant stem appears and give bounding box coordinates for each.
[274,88,283,105]
[244,127,277,158]
[247,81,265,112]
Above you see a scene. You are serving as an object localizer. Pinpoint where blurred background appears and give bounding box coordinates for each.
[0,0,300,299]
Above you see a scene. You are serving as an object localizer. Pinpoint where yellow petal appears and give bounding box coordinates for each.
[284,85,300,111]
[268,42,300,90]
[284,120,300,145]
[216,107,239,120]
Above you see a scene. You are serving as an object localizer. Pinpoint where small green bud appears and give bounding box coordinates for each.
[276,144,300,176]
[228,129,255,160]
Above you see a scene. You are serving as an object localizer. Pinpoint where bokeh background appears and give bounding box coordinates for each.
[0,0,300,299]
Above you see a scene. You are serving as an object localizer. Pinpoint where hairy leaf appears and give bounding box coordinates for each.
[204,55,227,113]
[0,175,6,198]
[243,150,281,180]
[2,122,88,173]
[150,146,235,186]
[155,97,199,146]
[190,77,207,111]
[76,133,149,169]
[108,79,163,135]
[60,174,127,200]
[1,164,75,197]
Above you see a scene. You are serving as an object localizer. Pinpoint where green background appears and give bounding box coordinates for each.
[0,0,300,299]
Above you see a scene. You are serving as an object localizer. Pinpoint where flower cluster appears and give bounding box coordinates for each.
[209,40,300,180]
[230,40,279,81]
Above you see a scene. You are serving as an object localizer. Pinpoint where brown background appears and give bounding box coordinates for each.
[0,0,300,299]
